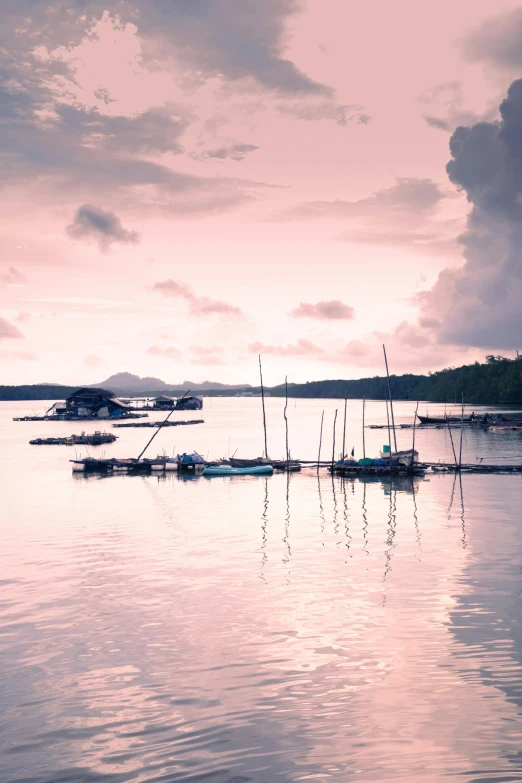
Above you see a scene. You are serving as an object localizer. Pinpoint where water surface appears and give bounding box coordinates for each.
[2,398,522,782]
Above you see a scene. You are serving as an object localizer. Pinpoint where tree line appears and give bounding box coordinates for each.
[269,356,522,405]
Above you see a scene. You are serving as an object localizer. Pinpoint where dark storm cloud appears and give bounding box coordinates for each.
[290,300,355,320]
[417,79,522,349]
[67,205,140,250]
[464,8,522,68]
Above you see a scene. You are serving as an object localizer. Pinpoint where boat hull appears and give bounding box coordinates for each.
[203,465,273,477]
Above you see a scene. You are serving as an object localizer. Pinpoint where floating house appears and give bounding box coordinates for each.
[153,395,175,410]
[45,388,134,419]
[176,396,203,411]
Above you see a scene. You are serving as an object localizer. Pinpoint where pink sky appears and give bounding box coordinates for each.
[2,0,522,386]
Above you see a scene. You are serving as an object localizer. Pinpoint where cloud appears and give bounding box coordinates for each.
[283,177,446,220]
[413,79,522,349]
[463,8,522,68]
[152,278,243,316]
[192,144,259,162]
[89,104,191,155]
[0,62,269,217]
[147,345,182,359]
[1,266,27,285]
[189,344,225,365]
[290,300,354,320]
[0,350,36,361]
[249,339,325,357]
[84,354,101,368]
[66,205,140,250]
[0,317,24,339]
[277,102,370,126]
[129,0,333,96]
[418,82,499,133]
[278,177,457,254]
[2,1,332,96]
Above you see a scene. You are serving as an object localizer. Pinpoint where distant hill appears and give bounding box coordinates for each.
[95,372,251,394]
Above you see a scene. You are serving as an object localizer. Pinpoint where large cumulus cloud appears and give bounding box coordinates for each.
[417,79,522,349]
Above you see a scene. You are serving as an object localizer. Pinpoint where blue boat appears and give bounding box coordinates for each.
[203,465,273,477]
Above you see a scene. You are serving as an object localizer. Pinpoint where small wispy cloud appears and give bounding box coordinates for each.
[290,300,354,320]
[249,339,325,357]
[1,266,27,285]
[0,317,24,339]
[148,344,182,359]
[152,279,243,316]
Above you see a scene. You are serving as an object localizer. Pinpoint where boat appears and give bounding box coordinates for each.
[177,452,206,471]
[203,465,273,477]
[417,414,471,425]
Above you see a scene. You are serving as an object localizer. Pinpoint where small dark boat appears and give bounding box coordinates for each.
[416,414,471,425]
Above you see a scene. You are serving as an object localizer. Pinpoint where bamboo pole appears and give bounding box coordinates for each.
[342,393,348,459]
[331,408,338,469]
[258,354,268,458]
[446,416,458,467]
[137,389,190,461]
[317,410,324,469]
[458,393,465,469]
[412,401,419,466]
[385,389,392,463]
[284,375,289,463]
[383,344,398,452]
[362,397,366,466]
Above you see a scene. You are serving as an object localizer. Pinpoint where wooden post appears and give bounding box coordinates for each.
[342,393,348,459]
[317,410,324,469]
[383,344,398,452]
[412,401,419,467]
[362,397,366,467]
[331,408,338,469]
[259,354,268,458]
[517,351,522,385]
[284,375,289,463]
[458,393,465,469]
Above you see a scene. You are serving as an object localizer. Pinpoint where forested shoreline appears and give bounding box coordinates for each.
[1,356,522,404]
[270,356,522,405]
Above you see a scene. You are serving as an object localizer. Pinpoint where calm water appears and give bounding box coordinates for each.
[2,398,522,782]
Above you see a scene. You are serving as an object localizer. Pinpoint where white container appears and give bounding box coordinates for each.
[72,463,85,472]
[165,463,178,471]
[151,464,165,471]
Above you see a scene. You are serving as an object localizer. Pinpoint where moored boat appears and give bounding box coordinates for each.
[203,465,273,477]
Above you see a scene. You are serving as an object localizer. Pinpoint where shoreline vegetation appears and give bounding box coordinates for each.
[2,356,522,405]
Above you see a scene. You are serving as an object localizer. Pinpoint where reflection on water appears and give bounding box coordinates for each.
[2,400,522,782]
